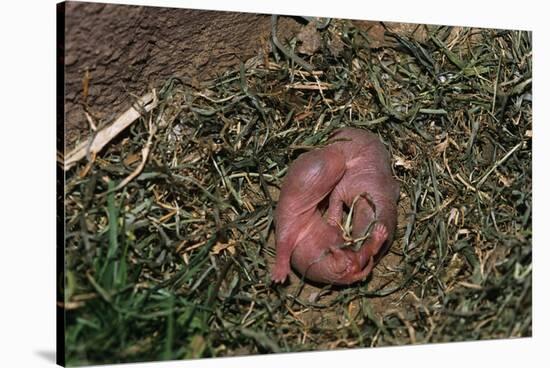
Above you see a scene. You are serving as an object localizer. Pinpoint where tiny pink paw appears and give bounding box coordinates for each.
[371,223,388,243]
[271,263,290,284]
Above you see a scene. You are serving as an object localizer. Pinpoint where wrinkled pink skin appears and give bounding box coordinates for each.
[271,128,399,285]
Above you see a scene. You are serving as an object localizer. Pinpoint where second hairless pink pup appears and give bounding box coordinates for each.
[271,128,400,285]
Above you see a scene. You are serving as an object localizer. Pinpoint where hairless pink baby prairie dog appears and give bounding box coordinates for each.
[271,127,400,285]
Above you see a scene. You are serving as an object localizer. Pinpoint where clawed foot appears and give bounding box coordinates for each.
[364,223,389,258]
[271,262,291,284]
[371,223,388,245]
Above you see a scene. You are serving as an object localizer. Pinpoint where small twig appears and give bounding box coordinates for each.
[64,92,158,171]
[84,110,98,131]
[108,114,158,194]
[475,142,522,188]
[455,173,490,201]
[286,82,333,90]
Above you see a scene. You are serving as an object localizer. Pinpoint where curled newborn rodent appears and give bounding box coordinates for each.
[271,127,399,285]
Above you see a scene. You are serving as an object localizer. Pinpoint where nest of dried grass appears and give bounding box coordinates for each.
[62,18,531,365]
